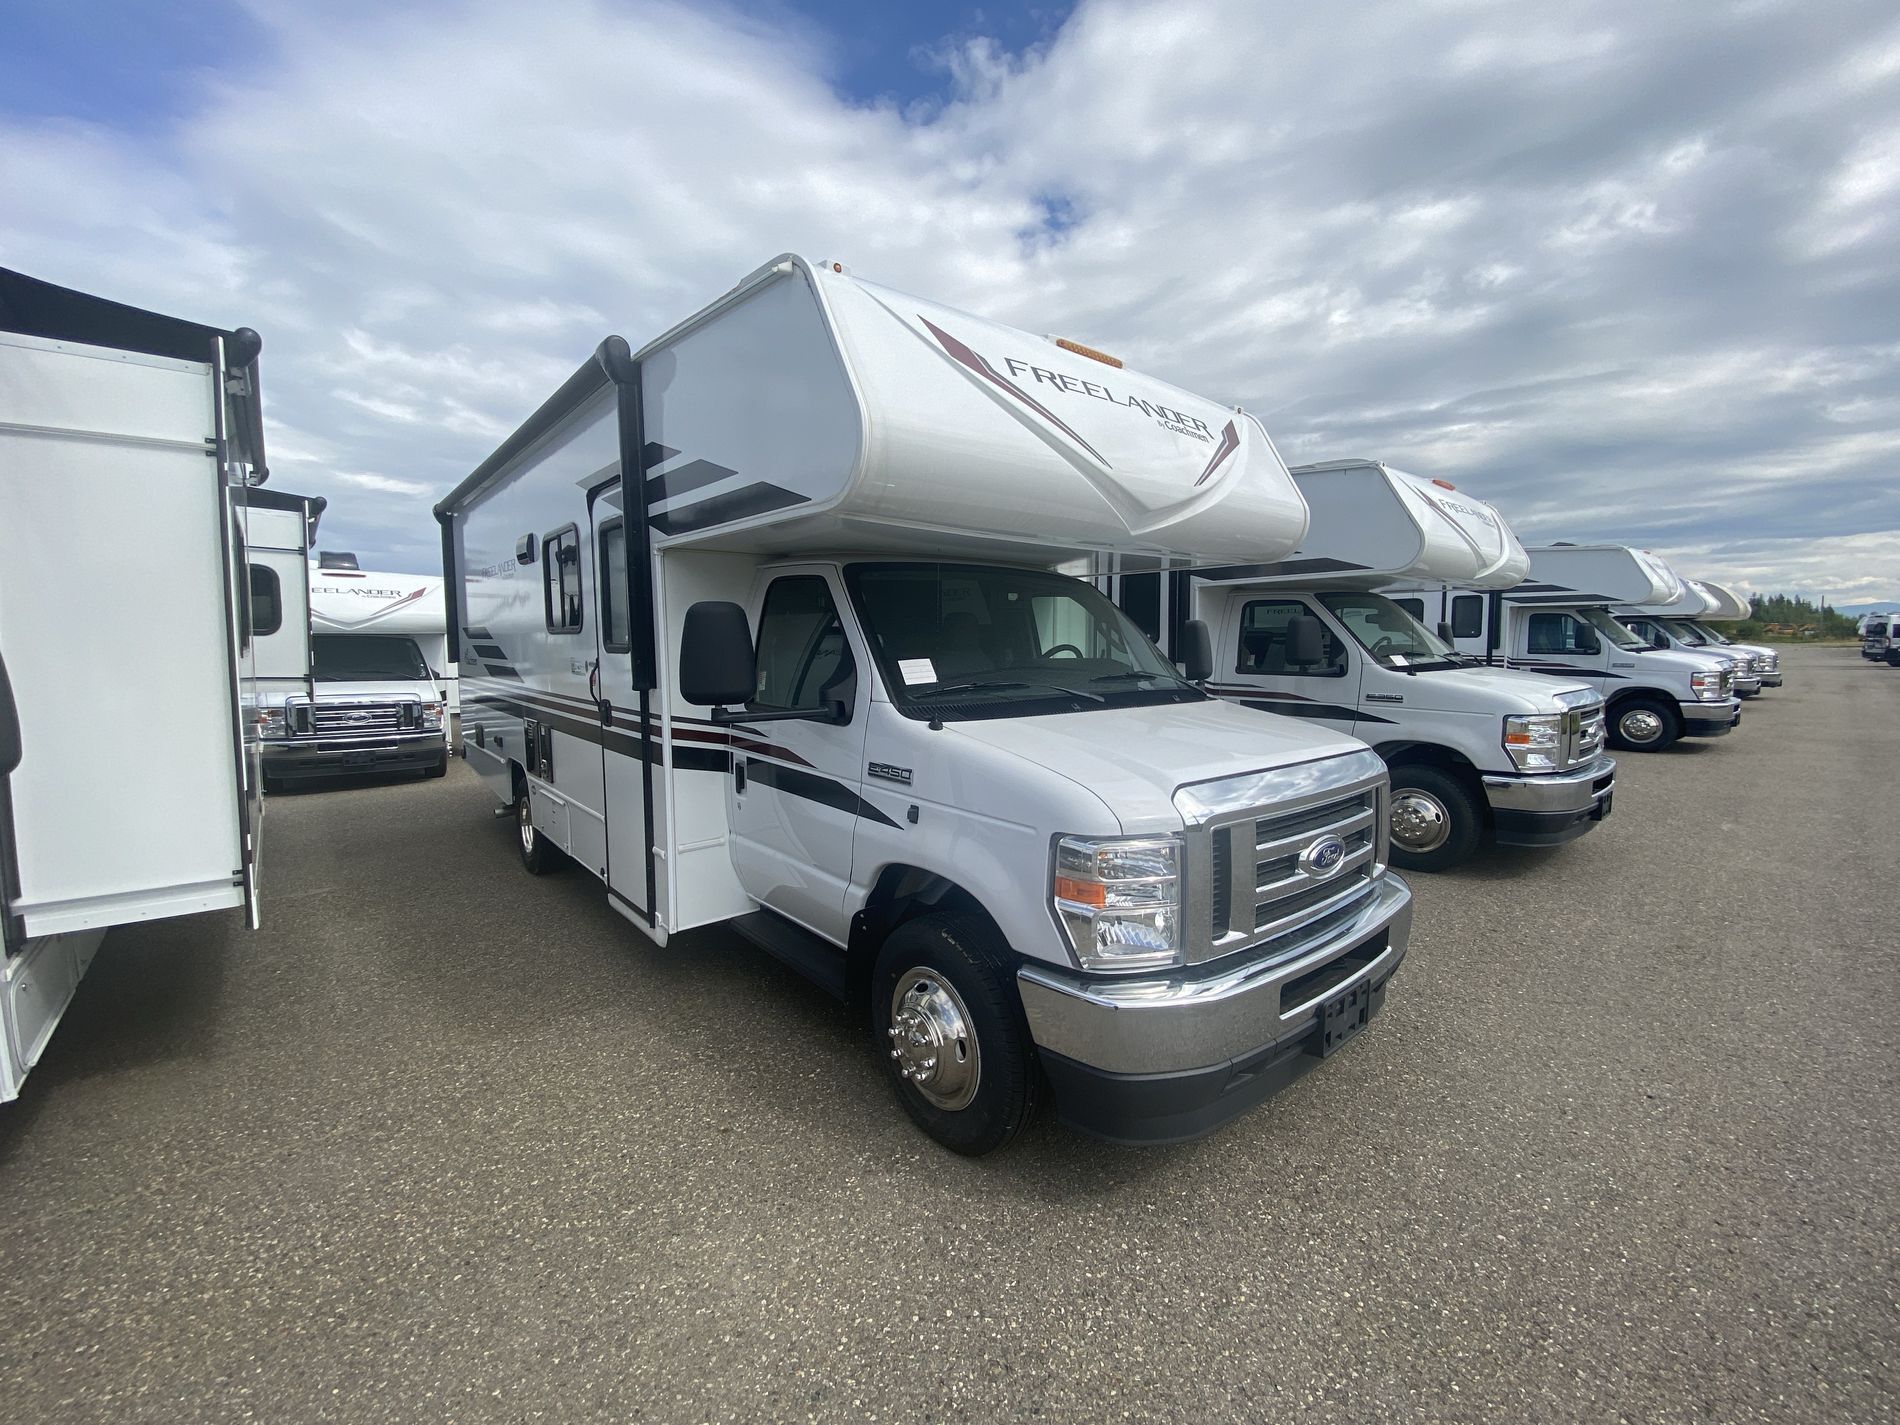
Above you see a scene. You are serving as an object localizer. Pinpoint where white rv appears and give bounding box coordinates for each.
[1391,544,1742,752]
[1682,580,1780,688]
[0,267,284,1101]
[1617,577,1764,698]
[437,255,1415,1153]
[254,551,450,789]
[1862,613,1896,663]
[1120,460,1615,871]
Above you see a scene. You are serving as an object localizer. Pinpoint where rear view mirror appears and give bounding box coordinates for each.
[1285,615,1326,668]
[680,602,756,706]
[1181,620,1214,683]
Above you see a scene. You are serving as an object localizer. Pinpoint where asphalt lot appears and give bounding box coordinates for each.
[1,645,1893,1423]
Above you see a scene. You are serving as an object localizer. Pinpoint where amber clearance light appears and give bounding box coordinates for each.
[1054,337,1123,368]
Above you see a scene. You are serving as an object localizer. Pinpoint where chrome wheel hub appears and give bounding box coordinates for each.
[1620,709,1664,744]
[887,970,980,1111]
[1390,789,1451,853]
[518,796,535,853]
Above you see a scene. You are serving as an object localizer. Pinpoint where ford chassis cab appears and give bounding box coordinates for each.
[259,632,448,787]
[437,255,1415,1153]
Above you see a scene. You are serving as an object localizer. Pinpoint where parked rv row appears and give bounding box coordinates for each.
[0,256,1785,1158]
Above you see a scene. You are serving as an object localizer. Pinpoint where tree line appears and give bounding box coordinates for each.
[1735,594,1861,639]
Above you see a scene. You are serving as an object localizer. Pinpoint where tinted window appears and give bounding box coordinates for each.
[1527,613,1594,655]
[544,526,582,633]
[312,635,430,681]
[248,563,282,637]
[1451,594,1483,639]
[753,576,855,715]
[1393,598,1425,620]
[1236,599,1346,677]
[597,521,630,653]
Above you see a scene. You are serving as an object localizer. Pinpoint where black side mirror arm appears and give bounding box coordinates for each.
[711,700,850,727]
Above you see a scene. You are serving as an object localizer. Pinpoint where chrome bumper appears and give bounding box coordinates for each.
[1017,874,1412,1077]
[1481,755,1616,815]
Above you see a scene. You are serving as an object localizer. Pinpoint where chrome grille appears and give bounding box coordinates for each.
[1564,704,1605,768]
[1236,788,1381,951]
[293,701,411,735]
[1719,669,1734,697]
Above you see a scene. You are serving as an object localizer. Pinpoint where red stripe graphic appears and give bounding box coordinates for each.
[920,316,1111,467]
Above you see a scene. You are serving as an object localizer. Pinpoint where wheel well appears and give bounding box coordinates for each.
[509,759,528,795]
[1607,689,1681,730]
[1373,743,1488,828]
[845,866,1003,1012]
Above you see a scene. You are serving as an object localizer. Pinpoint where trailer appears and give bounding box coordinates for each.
[437,254,1414,1153]
[1138,460,1615,871]
[0,268,290,1101]
[1392,543,1742,752]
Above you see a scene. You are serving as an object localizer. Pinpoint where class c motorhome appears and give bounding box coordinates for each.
[1122,460,1615,871]
[1391,543,1742,753]
[437,254,1415,1153]
[1681,580,1781,687]
[1861,612,1897,663]
[0,268,285,1101]
[1616,576,1764,699]
[254,553,451,788]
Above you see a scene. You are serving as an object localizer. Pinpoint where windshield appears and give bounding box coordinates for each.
[312,634,431,682]
[845,562,1202,720]
[1317,592,1461,671]
[1579,607,1649,651]
[1689,621,1733,645]
[1662,618,1707,646]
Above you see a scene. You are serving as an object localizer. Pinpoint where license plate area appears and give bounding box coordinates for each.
[1316,982,1374,1057]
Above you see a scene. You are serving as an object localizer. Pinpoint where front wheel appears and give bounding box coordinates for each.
[1387,766,1483,872]
[872,916,1036,1156]
[1608,696,1679,751]
[515,784,563,874]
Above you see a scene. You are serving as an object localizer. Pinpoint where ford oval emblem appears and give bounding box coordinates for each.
[1299,834,1348,879]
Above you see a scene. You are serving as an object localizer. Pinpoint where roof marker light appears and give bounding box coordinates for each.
[1432,478,1457,490]
[1054,337,1123,369]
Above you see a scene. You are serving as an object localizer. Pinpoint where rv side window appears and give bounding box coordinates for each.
[597,520,630,653]
[543,525,582,634]
[753,577,855,717]
[1451,594,1483,639]
[1393,598,1425,621]
[1527,613,1592,655]
[1235,599,1345,677]
[248,564,283,637]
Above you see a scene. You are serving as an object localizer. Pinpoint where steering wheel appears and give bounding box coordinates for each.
[1369,637,1402,656]
[1045,644,1084,659]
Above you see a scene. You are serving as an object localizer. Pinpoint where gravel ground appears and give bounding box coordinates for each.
[1,645,1893,1423]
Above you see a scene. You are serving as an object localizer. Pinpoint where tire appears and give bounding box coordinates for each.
[871,915,1037,1156]
[424,754,448,779]
[1387,765,1483,872]
[514,782,563,874]
[1608,696,1680,752]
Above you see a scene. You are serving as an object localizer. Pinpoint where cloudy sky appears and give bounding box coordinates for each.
[5,0,1897,600]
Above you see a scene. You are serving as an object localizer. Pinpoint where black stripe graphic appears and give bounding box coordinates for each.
[645,457,739,506]
[480,662,522,680]
[744,759,901,828]
[643,441,679,468]
[1232,698,1397,725]
[465,625,494,640]
[465,689,732,772]
[649,481,809,536]
[472,642,507,660]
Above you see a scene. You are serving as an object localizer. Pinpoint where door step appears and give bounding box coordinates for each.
[730,910,848,1001]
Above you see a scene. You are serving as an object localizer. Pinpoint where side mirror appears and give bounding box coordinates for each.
[1437,621,1455,643]
[1181,620,1214,683]
[1286,615,1326,668]
[680,601,756,706]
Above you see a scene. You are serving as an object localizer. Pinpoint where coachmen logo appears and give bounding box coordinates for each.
[1298,834,1348,880]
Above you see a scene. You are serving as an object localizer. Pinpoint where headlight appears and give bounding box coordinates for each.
[1052,834,1182,972]
[421,701,444,730]
[1690,670,1724,701]
[259,706,288,739]
[1502,713,1563,772]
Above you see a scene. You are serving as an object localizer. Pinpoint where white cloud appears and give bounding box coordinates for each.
[0,0,1894,597]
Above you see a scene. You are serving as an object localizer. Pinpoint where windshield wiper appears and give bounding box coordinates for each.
[911,679,1104,703]
[1089,670,1178,684]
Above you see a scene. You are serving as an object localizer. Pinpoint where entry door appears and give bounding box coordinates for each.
[1226,596,1362,737]
[726,571,869,944]
[591,496,649,918]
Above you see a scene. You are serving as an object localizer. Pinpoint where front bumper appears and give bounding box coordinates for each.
[1017,874,1412,1144]
[1679,698,1740,737]
[1759,673,1783,687]
[263,732,446,779]
[1482,755,1616,847]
